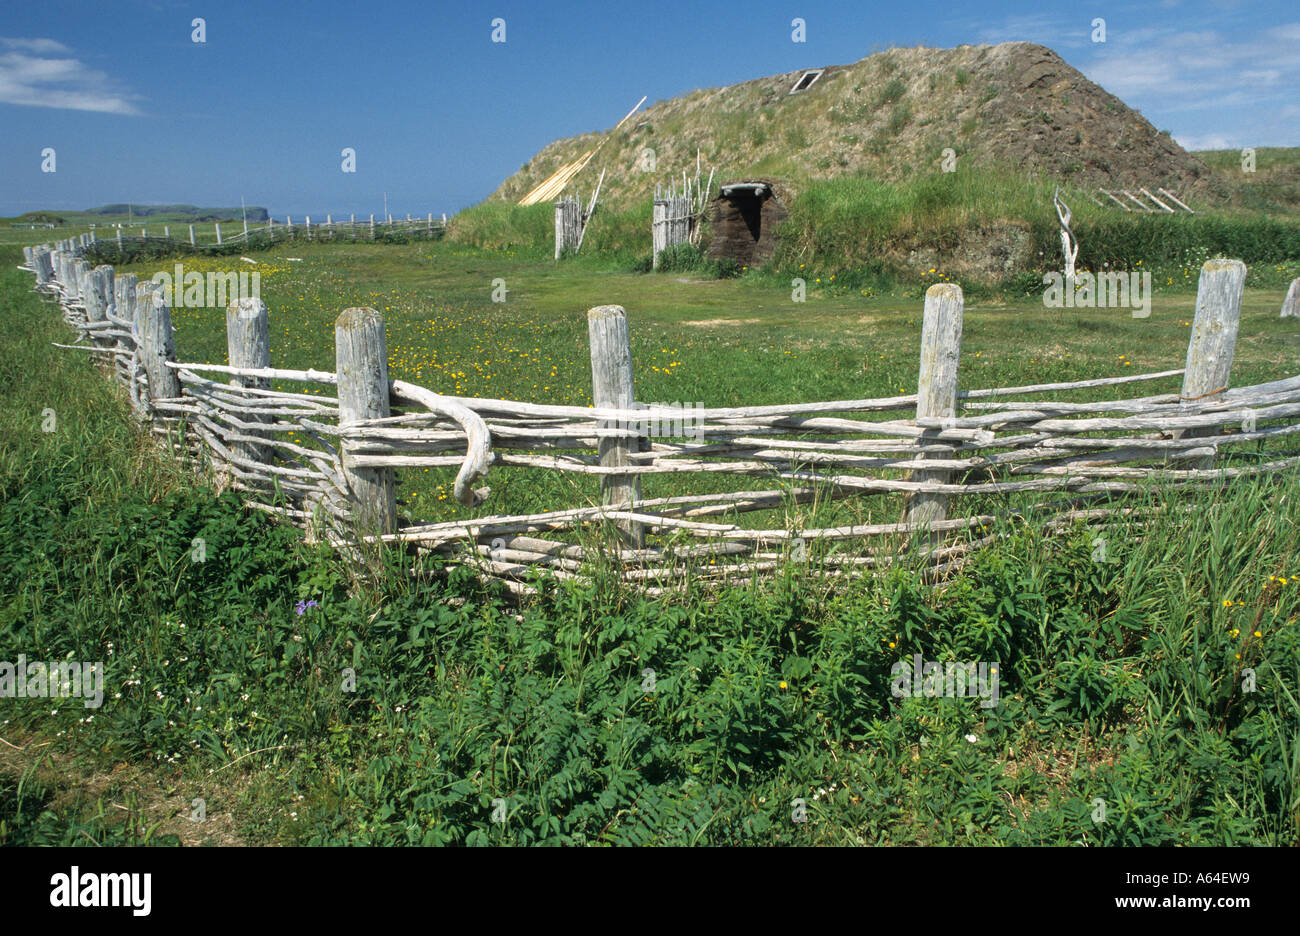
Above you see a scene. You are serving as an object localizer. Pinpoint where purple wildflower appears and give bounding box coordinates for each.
[295,599,319,616]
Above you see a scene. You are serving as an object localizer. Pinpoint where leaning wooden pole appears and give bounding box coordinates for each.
[588,304,643,547]
[336,307,397,536]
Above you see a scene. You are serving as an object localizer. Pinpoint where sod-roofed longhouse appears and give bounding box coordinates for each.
[704,179,789,267]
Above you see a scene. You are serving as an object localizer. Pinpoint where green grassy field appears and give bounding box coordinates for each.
[3,238,1300,846]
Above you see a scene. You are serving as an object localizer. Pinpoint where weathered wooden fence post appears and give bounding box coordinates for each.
[40,249,55,286]
[189,224,195,246]
[1176,259,1246,468]
[335,307,397,535]
[904,283,964,540]
[114,272,136,325]
[84,265,114,348]
[138,284,181,406]
[62,254,78,296]
[215,222,222,244]
[554,196,581,259]
[33,248,53,286]
[587,304,643,546]
[164,225,171,238]
[306,216,312,240]
[117,227,123,250]
[369,214,375,239]
[226,298,272,469]
[72,259,91,307]
[113,272,137,390]
[1281,277,1300,318]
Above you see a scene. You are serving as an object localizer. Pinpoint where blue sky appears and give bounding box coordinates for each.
[0,0,1295,217]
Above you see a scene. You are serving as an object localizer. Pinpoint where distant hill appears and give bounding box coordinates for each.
[492,42,1224,209]
[15,212,65,224]
[89,204,270,222]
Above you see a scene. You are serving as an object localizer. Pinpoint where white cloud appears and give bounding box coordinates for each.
[1081,24,1300,100]
[1173,132,1236,151]
[1086,57,1181,95]
[0,37,141,114]
[0,38,70,53]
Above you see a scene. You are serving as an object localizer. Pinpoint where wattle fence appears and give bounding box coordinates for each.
[20,239,1300,595]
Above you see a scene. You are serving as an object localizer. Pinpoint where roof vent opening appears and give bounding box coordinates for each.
[789,69,824,94]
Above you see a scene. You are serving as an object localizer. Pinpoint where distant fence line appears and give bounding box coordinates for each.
[20,237,1300,595]
[47,214,447,257]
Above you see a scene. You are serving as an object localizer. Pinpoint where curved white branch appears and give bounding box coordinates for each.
[390,380,494,505]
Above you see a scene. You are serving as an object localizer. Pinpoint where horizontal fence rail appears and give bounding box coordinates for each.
[20,239,1291,595]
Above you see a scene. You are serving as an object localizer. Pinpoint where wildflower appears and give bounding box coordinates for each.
[779,681,788,689]
[1222,599,1232,607]
[1254,630,1262,638]
[295,599,319,616]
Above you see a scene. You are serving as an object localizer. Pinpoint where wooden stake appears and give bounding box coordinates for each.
[588,305,643,546]
[139,284,181,403]
[905,283,964,534]
[1176,259,1246,468]
[226,297,273,468]
[1281,277,1300,318]
[335,307,397,535]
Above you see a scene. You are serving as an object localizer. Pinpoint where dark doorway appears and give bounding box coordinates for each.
[705,181,788,267]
